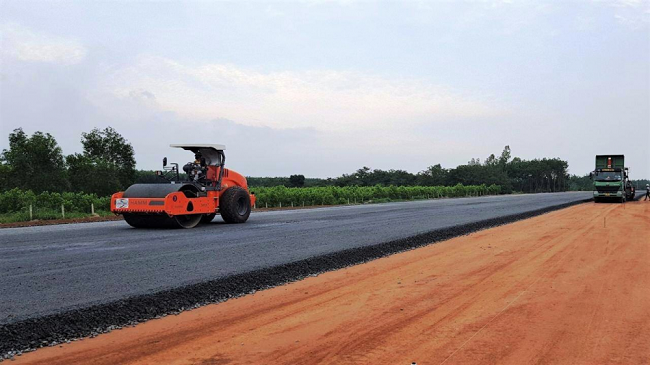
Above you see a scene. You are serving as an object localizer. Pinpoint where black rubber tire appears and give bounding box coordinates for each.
[201,213,216,224]
[220,187,251,223]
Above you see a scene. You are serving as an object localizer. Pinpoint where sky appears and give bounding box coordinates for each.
[1,0,648,178]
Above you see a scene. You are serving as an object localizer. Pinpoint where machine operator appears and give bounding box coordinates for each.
[183,152,207,182]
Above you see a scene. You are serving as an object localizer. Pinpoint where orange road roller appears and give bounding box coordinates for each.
[111,144,256,228]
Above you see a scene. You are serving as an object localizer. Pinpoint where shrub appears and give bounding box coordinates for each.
[0,189,111,214]
[251,184,499,208]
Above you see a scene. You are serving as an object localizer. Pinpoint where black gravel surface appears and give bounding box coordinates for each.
[0,192,591,358]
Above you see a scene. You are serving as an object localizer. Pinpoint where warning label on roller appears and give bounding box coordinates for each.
[115,198,129,209]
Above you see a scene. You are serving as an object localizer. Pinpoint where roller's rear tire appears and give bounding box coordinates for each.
[220,187,251,223]
[201,213,216,224]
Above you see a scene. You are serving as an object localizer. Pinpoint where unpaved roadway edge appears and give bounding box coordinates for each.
[0,198,592,359]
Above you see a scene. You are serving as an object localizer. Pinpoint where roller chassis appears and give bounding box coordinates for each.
[111,144,255,228]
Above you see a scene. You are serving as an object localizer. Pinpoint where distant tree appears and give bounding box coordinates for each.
[333,166,418,187]
[507,157,568,193]
[498,145,511,168]
[484,153,498,166]
[66,153,122,196]
[334,166,372,186]
[632,179,650,190]
[0,128,68,192]
[247,177,290,187]
[289,174,306,188]
[246,176,330,188]
[244,145,572,195]
[134,170,163,184]
[447,164,512,193]
[416,164,448,186]
[568,174,592,191]
[0,164,11,191]
[354,166,373,185]
[80,127,136,189]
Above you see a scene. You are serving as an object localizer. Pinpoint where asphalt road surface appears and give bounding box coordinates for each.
[0,192,591,324]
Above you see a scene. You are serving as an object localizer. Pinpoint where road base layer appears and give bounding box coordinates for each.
[12,201,650,364]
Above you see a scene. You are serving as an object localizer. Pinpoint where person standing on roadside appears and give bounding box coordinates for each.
[645,184,650,201]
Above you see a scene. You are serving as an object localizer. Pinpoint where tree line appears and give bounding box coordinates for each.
[250,146,574,194]
[0,128,136,196]
[1,128,585,196]
[567,174,649,191]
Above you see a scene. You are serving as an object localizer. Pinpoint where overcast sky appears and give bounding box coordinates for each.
[1,0,648,178]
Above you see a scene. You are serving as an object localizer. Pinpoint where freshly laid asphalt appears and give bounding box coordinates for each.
[0,192,591,325]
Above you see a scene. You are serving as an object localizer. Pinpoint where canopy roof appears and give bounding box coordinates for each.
[170,144,226,151]
[170,144,225,166]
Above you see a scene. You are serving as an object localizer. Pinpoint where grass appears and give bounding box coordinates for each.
[0,210,114,224]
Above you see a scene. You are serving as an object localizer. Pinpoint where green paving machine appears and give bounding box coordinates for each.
[591,155,635,203]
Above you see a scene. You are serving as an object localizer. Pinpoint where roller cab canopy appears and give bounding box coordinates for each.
[170,144,226,166]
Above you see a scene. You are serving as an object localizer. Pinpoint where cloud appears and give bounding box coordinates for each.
[98,55,506,139]
[599,0,645,8]
[613,13,649,29]
[0,23,87,65]
[593,0,650,29]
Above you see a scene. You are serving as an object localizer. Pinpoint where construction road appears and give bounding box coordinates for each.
[12,199,650,364]
[1,192,590,325]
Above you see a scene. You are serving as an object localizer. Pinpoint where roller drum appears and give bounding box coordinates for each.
[122,184,189,198]
[121,183,203,229]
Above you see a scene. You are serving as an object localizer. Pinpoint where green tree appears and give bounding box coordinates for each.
[416,164,448,186]
[447,164,511,192]
[568,174,592,191]
[80,127,136,189]
[0,164,10,191]
[0,128,68,192]
[66,154,123,196]
[484,154,498,166]
[289,174,306,188]
[498,145,511,168]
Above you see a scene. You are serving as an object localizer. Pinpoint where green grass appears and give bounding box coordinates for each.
[0,210,113,224]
